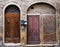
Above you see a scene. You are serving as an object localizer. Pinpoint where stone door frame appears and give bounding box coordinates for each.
[3,2,22,46]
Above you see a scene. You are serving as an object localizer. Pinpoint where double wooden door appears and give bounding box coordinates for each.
[27,14,56,44]
[5,13,20,43]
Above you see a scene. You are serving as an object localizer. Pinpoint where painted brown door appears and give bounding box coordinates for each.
[5,13,20,43]
[27,15,40,44]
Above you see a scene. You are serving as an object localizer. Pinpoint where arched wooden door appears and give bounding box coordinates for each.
[5,5,20,43]
[27,3,56,45]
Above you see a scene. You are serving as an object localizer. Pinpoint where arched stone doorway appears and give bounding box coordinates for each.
[27,3,57,45]
[4,5,20,43]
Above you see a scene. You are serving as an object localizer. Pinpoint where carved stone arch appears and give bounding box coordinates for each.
[27,2,56,14]
[27,2,56,12]
[26,2,58,46]
[3,2,22,14]
[3,3,21,46]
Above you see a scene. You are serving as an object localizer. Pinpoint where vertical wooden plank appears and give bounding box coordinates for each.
[27,15,40,44]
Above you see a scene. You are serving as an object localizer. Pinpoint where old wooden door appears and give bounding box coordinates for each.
[42,15,56,44]
[27,15,40,44]
[5,5,20,43]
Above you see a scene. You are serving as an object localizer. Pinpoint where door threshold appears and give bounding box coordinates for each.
[26,43,58,46]
[4,43,21,46]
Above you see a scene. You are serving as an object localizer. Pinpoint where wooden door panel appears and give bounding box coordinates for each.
[43,15,56,43]
[27,16,40,44]
[5,13,20,43]
[5,17,11,38]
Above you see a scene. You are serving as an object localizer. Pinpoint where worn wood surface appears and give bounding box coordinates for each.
[27,15,40,44]
[5,13,20,43]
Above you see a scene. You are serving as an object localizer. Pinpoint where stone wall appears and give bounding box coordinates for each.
[0,0,59,47]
